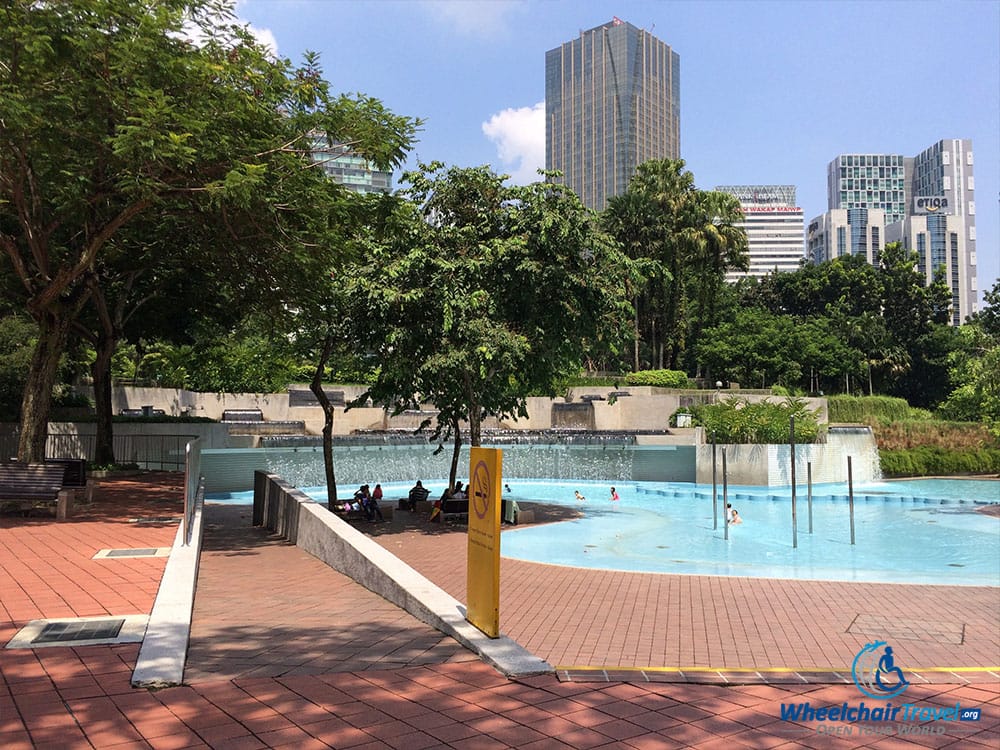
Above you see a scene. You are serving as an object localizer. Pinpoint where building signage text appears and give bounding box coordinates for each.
[913,196,950,214]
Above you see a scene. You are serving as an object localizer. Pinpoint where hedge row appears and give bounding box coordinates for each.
[875,420,998,451]
[827,395,927,423]
[879,447,1000,477]
[625,369,690,388]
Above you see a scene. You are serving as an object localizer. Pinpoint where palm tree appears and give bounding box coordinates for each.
[683,190,749,349]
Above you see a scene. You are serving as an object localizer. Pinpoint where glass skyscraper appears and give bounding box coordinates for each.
[308,133,392,195]
[545,19,680,211]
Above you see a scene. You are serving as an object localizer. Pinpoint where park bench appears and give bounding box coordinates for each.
[439,497,469,523]
[120,407,166,416]
[0,462,75,520]
[46,458,96,505]
[221,409,264,423]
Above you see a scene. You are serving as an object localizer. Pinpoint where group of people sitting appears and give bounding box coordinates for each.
[342,483,385,522]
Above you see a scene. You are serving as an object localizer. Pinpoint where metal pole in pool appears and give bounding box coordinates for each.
[722,447,729,541]
[848,455,856,545]
[790,416,797,549]
[712,432,718,530]
[807,462,814,534]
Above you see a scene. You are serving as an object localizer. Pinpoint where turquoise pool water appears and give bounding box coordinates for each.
[208,477,999,586]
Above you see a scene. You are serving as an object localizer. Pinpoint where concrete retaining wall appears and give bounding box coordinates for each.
[85,385,827,438]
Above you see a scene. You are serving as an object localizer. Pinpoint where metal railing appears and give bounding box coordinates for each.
[183,438,203,545]
[0,433,197,470]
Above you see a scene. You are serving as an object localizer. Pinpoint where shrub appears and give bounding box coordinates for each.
[875,420,998,451]
[879,447,1000,477]
[690,396,820,444]
[625,369,690,388]
[827,395,925,423]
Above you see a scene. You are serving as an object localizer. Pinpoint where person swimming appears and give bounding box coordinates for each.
[574,490,586,502]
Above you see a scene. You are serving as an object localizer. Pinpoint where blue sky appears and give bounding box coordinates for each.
[235,0,1000,304]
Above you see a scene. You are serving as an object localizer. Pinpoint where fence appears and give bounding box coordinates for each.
[0,432,198,470]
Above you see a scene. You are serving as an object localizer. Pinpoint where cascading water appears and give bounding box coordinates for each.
[201,431,642,492]
[825,425,882,482]
[766,425,881,486]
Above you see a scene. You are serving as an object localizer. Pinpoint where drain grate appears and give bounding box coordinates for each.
[32,617,125,644]
[7,615,149,649]
[129,516,181,524]
[93,547,169,559]
[106,548,159,557]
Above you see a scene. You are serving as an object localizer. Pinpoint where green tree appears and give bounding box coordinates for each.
[0,0,418,462]
[351,163,632,488]
[877,243,955,406]
[695,307,855,392]
[603,160,747,372]
[682,190,749,361]
[0,314,35,419]
[939,281,1000,433]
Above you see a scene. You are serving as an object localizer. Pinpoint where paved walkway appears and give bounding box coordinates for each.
[0,474,997,749]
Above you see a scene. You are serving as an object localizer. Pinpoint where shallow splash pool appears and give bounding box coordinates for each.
[208,478,999,586]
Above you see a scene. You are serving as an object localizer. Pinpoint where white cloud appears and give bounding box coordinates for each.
[420,0,526,38]
[234,1,278,54]
[178,2,277,56]
[482,101,544,184]
[245,24,278,55]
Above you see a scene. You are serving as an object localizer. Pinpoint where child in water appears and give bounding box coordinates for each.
[574,490,586,502]
[610,486,620,503]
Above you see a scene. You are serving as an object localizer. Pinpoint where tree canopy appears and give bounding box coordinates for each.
[603,159,748,372]
[0,0,418,460]
[348,163,633,486]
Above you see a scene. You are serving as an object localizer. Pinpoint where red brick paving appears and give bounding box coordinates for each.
[0,473,997,748]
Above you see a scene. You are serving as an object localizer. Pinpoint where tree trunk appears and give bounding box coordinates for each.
[633,297,640,373]
[310,333,338,510]
[468,385,482,448]
[448,414,461,491]
[91,329,116,465]
[18,311,73,463]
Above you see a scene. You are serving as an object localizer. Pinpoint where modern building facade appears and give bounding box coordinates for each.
[806,207,886,266]
[886,214,971,326]
[827,153,907,226]
[715,185,805,280]
[545,18,680,211]
[817,139,977,323]
[308,133,392,195]
[903,139,977,324]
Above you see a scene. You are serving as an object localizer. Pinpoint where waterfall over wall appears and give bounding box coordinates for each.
[770,425,881,486]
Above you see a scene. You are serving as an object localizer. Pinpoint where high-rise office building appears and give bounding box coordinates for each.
[887,214,971,326]
[806,207,886,266]
[545,18,680,211]
[715,185,804,280]
[821,139,977,323]
[308,133,392,195]
[903,139,977,324]
[827,153,907,226]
